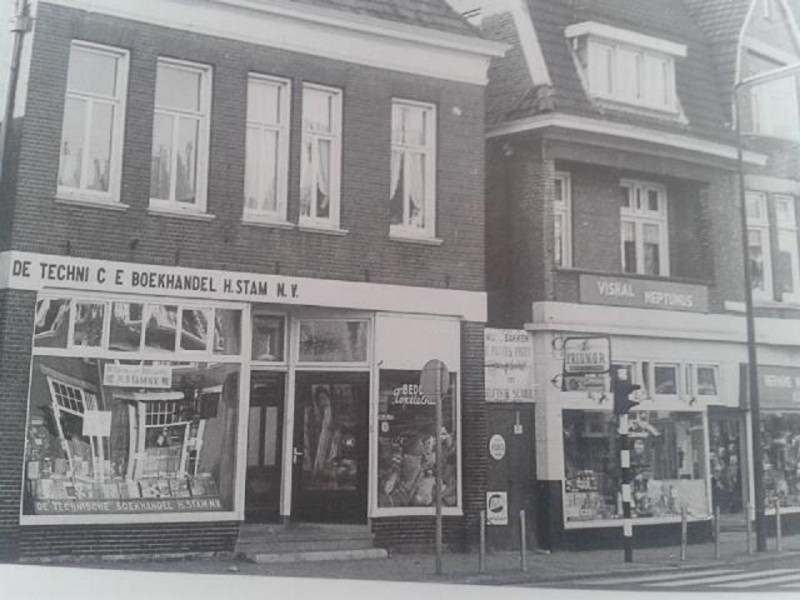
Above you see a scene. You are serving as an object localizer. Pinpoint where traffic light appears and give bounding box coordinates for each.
[613,371,641,415]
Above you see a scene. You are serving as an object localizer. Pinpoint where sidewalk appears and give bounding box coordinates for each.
[48,529,800,586]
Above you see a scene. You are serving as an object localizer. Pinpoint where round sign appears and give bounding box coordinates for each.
[489,434,506,461]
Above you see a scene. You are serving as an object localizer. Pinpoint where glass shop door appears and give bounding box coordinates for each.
[291,371,369,524]
[244,372,285,522]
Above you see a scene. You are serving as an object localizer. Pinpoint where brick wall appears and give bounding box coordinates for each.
[9,3,486,292]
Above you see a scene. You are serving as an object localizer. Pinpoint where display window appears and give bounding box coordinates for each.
[23,294,245,523]
[761,413,800,510]
[562,410,709,525]
[376,370,458,510]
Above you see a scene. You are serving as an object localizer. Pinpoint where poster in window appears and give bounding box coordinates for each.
[23,356,240,516]
[377,370,458,508]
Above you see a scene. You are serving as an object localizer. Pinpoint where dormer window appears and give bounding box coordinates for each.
[566,22,686,114]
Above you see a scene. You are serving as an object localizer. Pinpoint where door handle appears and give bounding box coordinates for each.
[292,448,303,465]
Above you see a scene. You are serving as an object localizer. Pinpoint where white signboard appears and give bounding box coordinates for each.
[103,364,173,389]
[82,410,113,437]
[486,491,508,526]
[489,434,506,461]
[563,336,611,374]
[484,328,534,402]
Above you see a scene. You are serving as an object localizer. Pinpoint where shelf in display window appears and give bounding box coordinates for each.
[564,514,711,530]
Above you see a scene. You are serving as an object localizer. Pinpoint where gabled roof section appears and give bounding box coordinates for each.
[284,0,480,36]
[486,0,733,144]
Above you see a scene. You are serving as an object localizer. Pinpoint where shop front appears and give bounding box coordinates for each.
[4,251,482,552]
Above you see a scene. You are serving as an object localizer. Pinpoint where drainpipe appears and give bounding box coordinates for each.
[0,0,33,185]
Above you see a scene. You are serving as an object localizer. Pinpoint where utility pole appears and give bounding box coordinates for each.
[0,0,33,184]
[613,367,640,563]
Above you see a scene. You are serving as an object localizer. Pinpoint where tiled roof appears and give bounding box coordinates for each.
[486,0,732,143]
[283,0,480,36]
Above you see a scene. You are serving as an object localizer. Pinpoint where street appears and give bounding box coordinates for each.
[529,557,800,592]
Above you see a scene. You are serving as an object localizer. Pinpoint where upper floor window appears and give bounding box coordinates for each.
[58,42,129,203]
[774,194,800,302]
[620,180,669,276]
[244,74,291,223]
[750,67,800,140]
[390,100,437,238]
[554,172,572,267]
[300,84,342,229]
[746,191,773,300]
[150,59,212,213]
[566,22,685,114]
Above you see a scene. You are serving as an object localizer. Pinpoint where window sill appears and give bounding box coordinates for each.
[297,224,348,236]
[147,206,216,221]
[241,217,295,230]
[389,233,443,246]
[55,195,129,212]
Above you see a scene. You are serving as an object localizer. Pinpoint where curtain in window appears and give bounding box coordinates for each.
[300,139,314,216]
[316,139,331,218]
[390,151,404,225]
[407,153,425,229]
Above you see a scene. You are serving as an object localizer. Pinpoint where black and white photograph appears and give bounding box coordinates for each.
[2,0,800,598]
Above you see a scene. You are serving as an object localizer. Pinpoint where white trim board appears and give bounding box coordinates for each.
[486,112,768,166]
[509,0,551,86]
[39,0,507,86]
[529,301,800,347]
[0,251,487,321]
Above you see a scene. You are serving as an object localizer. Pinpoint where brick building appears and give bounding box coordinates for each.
[478,0,800,551]
[0,0,505,559]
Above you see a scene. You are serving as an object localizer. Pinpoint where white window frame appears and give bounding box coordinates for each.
[651,362,680,398]
[149,58,213,214]
[584,38,678,113]
[620,180,669,276]
[693,364,720,401]
[390,99,437,240]
[299,83,343,230]
[751,72,800,140]
[243,74,291,224]
[554,171,572,267]
[57,41,129,205]
[774,194,800,303]
[746,191,773,301]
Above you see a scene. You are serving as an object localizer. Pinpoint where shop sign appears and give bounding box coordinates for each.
[562,336,610,393]
[579,274,708,313]
[484,328,534,402]
[758,365,800,410]
[0,250,487,320]
[103,364,173,389]
[486,491,508,526]
[32,497,223,515]
[489,434,506,461]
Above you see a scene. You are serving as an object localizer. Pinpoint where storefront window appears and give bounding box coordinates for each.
[377,370,458,509]
[23,295,244,519]
[251,314,284,361]
[299,319,368,362]
[563,410,708,523]
[762,413,800,508]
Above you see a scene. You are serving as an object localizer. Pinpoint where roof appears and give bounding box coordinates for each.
[485,0,734,144]
[283,0,480,36]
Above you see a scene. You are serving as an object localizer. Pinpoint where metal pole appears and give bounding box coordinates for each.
[714,505,721,560]
[0,0,32,184]
[520,509,528,572]
[775,499,782,553]
[479,509,486,573]
[745,502,754,555]
[619,412,633,562]
[733,84,767,553]
[680,507,688,561]
[434,364,443,576]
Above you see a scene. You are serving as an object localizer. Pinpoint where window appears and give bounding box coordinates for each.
[695,366,719,397]
[774,195,800,302]
[653,364,678,396]
[568,24,683,113]
[300,84,342,228]
[746,191,773,300]
[390,100,437,238]
[58,42,128,203]
[554,172,572,267]
[244,75,290,222]
[751,72,800,139]
[620,180,669,276]
[150,59,212,213]
[298,319,368,363]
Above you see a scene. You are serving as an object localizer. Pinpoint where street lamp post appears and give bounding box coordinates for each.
[732,61,800,553]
